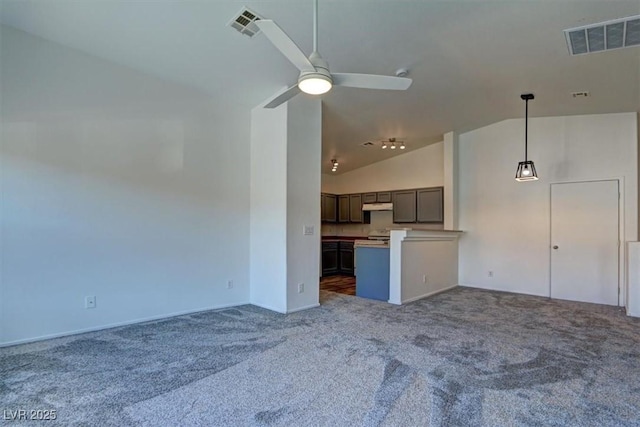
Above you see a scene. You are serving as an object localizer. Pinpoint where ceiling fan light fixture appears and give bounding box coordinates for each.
[298,74,332,95]
[382,143,387,149]
[400,143,406,149]
[390,143,396,150]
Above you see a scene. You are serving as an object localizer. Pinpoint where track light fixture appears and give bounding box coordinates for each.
[381,137,405,151]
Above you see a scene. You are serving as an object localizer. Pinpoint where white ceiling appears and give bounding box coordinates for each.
[1,0,639,174]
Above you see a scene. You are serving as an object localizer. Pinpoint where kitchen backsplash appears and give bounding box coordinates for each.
[321,211,443,236]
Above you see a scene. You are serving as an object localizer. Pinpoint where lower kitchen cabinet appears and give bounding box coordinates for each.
[322,241,354,277]
[321,242,339,276]
[339,241,354,275]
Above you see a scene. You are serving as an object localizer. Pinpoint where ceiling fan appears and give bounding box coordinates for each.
[256,0,412,109]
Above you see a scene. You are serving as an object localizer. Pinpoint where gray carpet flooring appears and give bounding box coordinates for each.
[2,287,640,426]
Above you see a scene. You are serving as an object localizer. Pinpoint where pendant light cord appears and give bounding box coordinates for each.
[524,98,528,162]
[313,0,318,52]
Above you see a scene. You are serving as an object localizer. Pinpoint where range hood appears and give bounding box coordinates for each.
[362,202,393,211]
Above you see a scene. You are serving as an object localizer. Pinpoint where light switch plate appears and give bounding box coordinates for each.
[303,225,314,236]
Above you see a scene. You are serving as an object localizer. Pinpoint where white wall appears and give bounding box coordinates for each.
[0,26,251,345]
[458,113,637,302]
[627,242,640,316]
[325,142,444,195]
[286,96,321,312]
[249,105,288,313]
[321,173,339,194]
[250,96,321,314]
[401,240,458,303]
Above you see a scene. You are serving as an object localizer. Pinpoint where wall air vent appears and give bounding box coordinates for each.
[228,7,263,38]
[564,15,640,55]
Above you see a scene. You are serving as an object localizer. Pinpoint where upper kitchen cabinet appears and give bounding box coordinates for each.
[349,194,363,223]
[363,192,392,203]
[338,195,350,223]
[392,190,417,223]
[322,193,337,223]
[363,193,377,204]
[377,192,392,203]
[417,187,443,223]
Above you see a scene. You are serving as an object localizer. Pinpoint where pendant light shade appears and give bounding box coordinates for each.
[515,160,538,181]
[515,93,538,182]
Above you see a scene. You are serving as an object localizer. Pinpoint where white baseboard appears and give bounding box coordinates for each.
[0,301,250,348]
[458,283,549,298]
[249,301,320,314]
[249,301,287,314]
[401,285,458,304]
[287,303,320,313]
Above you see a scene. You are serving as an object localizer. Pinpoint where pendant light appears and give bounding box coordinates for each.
[515,93,538,181]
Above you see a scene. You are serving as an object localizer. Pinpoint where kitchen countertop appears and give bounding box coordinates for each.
[321,236,366,242]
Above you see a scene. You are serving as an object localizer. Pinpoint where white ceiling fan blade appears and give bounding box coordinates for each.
[263,84,302,109]
[255,20,316,73]
[332,73,412,90]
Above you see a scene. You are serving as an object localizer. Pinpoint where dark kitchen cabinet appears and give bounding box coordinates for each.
[322,242,339,276]
[322,193,337,223]
[417,187,444,223]
[349,194,363,223]
[322,241,354,277]
[377,192,392,203]
[363,192,392,204]
[363,193,377,204]
[392,190,417,223]
[339,241,354,276]
[338,195,350,223]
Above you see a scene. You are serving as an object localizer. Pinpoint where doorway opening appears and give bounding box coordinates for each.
[320,275,355,295]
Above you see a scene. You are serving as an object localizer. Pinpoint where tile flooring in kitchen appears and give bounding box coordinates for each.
[319,275,355,296]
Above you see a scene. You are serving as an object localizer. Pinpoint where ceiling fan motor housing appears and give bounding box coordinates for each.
[298,51,333,94]
[299,52,332,81]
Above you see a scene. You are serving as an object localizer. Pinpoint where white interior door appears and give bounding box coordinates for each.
[550,180,619,306]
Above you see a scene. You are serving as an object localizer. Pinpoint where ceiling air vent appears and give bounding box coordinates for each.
[228,7,263,38]
[360,141,375,147]
[564,14,640,55]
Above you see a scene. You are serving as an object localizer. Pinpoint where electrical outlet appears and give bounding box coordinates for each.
[227,280,234,289]
[85,296,96,309]
[488,271,494,278]
[303,225,314,236]
[298,283,304,293]
[422,274,427,283]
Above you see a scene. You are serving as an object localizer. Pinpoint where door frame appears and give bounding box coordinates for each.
[548,177,625,306]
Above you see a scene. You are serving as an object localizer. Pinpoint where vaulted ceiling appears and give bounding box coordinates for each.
[1,0,639,173]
